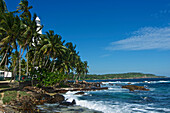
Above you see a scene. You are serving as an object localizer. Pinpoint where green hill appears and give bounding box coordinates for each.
[85,72,164,80]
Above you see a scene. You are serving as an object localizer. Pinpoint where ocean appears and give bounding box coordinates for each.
[39,78,170,113]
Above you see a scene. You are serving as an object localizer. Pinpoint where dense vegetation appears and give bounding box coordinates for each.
[85,73,160,80]
[0,0,89,86]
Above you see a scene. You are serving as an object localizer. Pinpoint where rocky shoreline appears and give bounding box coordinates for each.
[0,80,152,113]
[0,81,107,113]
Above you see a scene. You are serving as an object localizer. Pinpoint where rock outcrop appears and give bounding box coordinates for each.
[122,85,150,91]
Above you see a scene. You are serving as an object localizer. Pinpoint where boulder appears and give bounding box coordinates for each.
[60,99,76,106]
[49,94,65,103]
[122,85,150,91]
[74,92,85,95]
[55,90,68,94]
[42,87,55,93]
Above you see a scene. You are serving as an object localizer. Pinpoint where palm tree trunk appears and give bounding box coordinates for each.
[4,57,7,80]
[19,46,22,81]
[78,74,81,80]
[26,49,29,76]
[11,45,19,82]
[0,46,9,66]
[51,61,56,72]
[44,56,49,67]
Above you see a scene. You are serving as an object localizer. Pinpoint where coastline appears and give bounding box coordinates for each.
[0,81,106,113]
[85,76,168,81]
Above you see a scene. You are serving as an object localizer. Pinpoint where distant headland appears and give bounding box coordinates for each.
[85,72,166,80]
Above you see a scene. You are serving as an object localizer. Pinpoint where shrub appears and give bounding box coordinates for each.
[35,69,67,87]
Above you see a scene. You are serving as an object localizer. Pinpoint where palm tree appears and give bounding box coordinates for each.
[17,0,43,80]
[0,12,22,81]
[0,0,7,13]
[83,61,89,80]
[40,30,66,70]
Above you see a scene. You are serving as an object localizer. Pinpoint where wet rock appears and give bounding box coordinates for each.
[23,86,45,94]
[109,83,114,86]
[42,87,55,93]
[55,90,68,94]
[50,94,65,103]
[74,92,85,95]
[82,80,87,83]
[122,85,150,91]
[60,99,76,106]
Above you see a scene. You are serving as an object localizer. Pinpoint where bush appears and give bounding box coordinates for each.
[35,69,67,87]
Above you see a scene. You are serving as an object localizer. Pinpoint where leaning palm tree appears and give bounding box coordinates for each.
[40,30,66,70]
[83,61,89,80]
[0,12,22,81]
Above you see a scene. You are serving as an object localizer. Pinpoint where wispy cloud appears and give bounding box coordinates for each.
[151,9,170,18]
[106,27,170,51]
[100,54,111,57]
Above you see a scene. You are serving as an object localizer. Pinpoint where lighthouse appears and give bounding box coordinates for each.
[35,16,42,34]
[32,16,42,46]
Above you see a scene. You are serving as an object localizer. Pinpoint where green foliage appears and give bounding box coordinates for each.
[85,73,159,80]
[0,0,89,83]
[0,93,2,99]
[19,91,30,96]
[2,91,17,104]
[35,69,67,87]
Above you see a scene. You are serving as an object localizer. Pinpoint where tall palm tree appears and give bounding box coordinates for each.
[0,12,22,81]
[0,0,7,13]
[83,61,89,80]
[40,30,66,70]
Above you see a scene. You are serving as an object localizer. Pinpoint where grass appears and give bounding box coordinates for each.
[19,91,30,96]
[2,91,17,104]
[0,85,10,89]
[2,91,31,104]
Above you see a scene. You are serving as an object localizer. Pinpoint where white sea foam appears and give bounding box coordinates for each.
[102,80,170,85]
[63,90,170,113]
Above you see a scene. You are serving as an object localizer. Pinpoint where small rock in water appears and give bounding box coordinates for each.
[122,85,150,91]
[72,99,76,105]
[74,92,85,95]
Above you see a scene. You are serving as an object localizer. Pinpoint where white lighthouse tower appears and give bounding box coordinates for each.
[35,16,42,34]
[32,16,42,46]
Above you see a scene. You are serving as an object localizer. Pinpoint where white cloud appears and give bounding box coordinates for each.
[106,27,170,51]
[100,54,111,57]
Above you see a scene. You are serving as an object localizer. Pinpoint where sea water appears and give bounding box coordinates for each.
[64,78,170,113]
[39,78,170,113]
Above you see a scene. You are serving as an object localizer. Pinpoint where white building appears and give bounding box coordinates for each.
[0,70,12,78]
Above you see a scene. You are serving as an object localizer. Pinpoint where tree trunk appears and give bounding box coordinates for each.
[4,57,7,80]
[11,45,19,82]
[44,56,49,67]
[19,46,22,81]
[51,61,56,72]
[26,49,29,76]
[78,74,81,80]
[0,46,9,66]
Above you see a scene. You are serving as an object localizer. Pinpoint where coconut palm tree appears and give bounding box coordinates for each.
[83,61,89,80]
[0,0,7,13]
[40,30,66,70]
[0,12,22,81]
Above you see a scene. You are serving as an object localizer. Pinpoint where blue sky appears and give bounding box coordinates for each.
[5,0,170,76]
